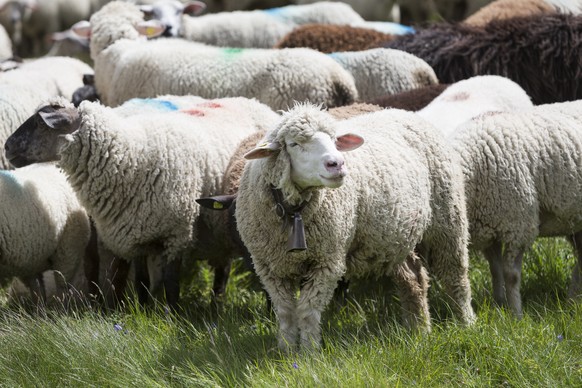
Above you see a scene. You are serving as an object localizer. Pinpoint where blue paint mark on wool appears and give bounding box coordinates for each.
[0,170,21,191]
[126,98,179,112]
[261,6,285,17]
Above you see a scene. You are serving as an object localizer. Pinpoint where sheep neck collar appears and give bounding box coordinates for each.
[271,186,308,252]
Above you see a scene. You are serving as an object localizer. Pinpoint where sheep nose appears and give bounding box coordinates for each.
[162,25,173,37]
[324,157,344,172]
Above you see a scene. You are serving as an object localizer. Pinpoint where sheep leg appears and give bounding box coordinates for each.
[567,232,582,298]
[102,256,131,308]
[297,266,343,351]
[212,261,232,300]
[258,269,298,352]
[502,247,525,318]
[135,258,151,306]
[85,221,100,302]
[427,237,475,325]
[483,241,506,306]
[26,274,47,305]
[162,258,181,309]
[392,254,431,332]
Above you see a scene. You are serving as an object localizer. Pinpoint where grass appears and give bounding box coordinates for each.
[0,237,581,387]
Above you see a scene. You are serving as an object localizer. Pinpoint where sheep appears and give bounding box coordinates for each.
[368,84,450,111]
[416,75,533,138]
[464,0,582,26]
[234,103,475,351]
[0,162,91,305]
[328,48,439,102]
[195,102,383,309]
[0,56,92,170]
[141,1,365,47]
[74,1,357,110]
[450,99,582,317]
[274,24,395,53]
[383,13,582,105]
[4,95,280,307]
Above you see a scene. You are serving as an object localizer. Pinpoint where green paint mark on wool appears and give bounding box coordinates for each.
[222,47,244,59]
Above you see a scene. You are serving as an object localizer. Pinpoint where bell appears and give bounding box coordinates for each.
[287,212,307,252]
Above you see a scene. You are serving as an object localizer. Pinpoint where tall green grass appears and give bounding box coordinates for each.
[0,238,581,387]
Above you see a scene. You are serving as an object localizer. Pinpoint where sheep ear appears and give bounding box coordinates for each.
[196,194,236,211]
[135,20,165,38]
[244,141,281,159]
[139,5,154,16]
[38,109,78,131]
[336,133,364,151]
[71,20,91,38]
[183,1,206,16]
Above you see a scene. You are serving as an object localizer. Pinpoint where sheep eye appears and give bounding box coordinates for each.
[289,142,299,148]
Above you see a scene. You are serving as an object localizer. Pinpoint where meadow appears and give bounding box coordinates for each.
[0,237,581,387]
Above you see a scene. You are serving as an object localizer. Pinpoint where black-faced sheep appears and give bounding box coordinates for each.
[4,95,279,308]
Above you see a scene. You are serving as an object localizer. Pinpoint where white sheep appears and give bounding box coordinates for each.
[73,1,357,110]
[4,95,280,307]
[451,99,582,317]
[0,56,93,170]
[235,103,475,351]
[142,1,368,46]
[329,48,439,102]
[0,162,91,304]
[417,75,534,138]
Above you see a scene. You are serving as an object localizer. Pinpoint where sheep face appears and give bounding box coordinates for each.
[245,119,364,190]
[5,103,79,167]
[140,1,206,37]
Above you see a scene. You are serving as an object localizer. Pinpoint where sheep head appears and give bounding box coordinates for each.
[140,0,206,37]
[5,101,80,167]
[245,104,364,199]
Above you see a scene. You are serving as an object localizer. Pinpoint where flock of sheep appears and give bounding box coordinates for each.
[1,0,582,352]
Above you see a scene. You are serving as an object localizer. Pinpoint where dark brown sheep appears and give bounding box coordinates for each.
[274,23,394,53]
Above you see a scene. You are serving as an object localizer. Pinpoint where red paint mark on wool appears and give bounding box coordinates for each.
[181,109,205,117]
[199,101,222,109]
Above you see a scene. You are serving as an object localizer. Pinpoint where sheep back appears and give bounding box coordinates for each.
[274,23,394,53]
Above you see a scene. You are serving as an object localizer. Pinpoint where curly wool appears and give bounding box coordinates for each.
[384,13,582,104]
[454,100,582,251]
[274,23,394,53]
